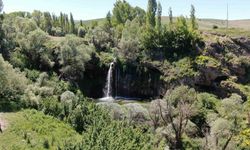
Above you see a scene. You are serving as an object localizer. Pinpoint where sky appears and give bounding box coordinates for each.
[2,0,249,20]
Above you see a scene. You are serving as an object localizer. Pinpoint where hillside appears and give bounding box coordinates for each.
[0,0,250,149]
[0,110,81,149]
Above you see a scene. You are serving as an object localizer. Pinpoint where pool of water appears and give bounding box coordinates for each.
[97,96,151,105]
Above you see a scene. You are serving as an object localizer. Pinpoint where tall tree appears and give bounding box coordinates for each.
[32,10,43,27]
[80,20,83,26]
[190,5,198,30]
[169,7,173,25]
[70,13,75,34]
[112,0,134,25]
[146,0,157,27]
[60,12,65,32]
[134,6,146,25]
[0,0,2,12]
[156,1,162,31]
[42,12,52,34]
[0,0,5,58]
[106,11,112,27]
[153,86,197,149]
[65,14,70,33]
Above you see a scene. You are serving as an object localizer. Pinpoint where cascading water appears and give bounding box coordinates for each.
[99,62,115,102]
[104,62,114,97]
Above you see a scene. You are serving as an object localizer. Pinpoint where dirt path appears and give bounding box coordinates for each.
[0,113,8,131]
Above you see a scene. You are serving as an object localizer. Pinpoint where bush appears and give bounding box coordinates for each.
[196,55,220,67]
[0,54,29,111]
[78,26,86,38]
[82,121,153,150]
[213,25,218,29]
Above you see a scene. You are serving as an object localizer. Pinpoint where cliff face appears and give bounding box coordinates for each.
[80,61,164,99]
[80,33,250,100]
[113,62,163,99]
[194,33,250,99]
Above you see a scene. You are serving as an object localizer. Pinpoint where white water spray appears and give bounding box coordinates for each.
[104,62,114,98]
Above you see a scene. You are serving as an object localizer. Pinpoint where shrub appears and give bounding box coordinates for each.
[82,121,153,150]
[0,54,29,111]
[77,26,86,38]
[196,55,220,67]
[212,25,218,29]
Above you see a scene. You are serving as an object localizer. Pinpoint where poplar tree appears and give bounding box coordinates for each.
[60,12,65,31]
[146,0,157,27]
[169,7,173,25]
[106,11,112,27]
[65,14,70,33]
[190,5,198,30]
[80,20,83,26]
[0,0,5,57]
[70,13,75,34]
[156,2,162,31]
[43,12,52,34]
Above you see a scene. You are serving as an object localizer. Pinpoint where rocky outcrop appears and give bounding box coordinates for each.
[194,33,250,98]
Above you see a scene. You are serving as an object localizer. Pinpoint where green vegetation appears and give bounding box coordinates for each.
[0,0,250,149]
[195,55,220,67]
[0,110,81,149]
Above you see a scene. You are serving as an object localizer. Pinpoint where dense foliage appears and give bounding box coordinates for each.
[0,0,250,149]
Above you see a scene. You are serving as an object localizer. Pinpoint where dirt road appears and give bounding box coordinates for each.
[0,113,8,131]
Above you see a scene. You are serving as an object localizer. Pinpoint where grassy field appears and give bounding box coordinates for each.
[0,110,81,150]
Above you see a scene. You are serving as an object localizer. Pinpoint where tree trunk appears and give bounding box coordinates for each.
[175,135,183,150]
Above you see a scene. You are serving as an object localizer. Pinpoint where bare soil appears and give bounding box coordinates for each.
[0,113,8,131]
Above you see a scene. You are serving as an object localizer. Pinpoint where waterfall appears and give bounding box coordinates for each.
[104,62,114,98]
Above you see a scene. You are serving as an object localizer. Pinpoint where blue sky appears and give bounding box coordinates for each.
[2,0,249,20]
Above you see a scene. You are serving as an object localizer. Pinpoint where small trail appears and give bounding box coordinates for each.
[0,113,8,132]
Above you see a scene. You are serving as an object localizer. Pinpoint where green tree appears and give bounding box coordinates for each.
[146,0,157,27]
[80,20,83,26]
[17,29,53,69]
[190,5,198,30]
[65,14,70,33]
[112,0,135,25]
[203,94,244,150]
[0,0,2,12]
[59,35,94,80]
[156,1,162,32]
[42,12,52,34]
[59,12,65,32]
[106,11,112,27]
[169,7,173,26]
[0,0,5,57]
[70,13,75,34]
[155,86,198,149]
[32,10,43,27]
[133,6,146,25]
[87,26,113,51]
[118,19,141,61]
